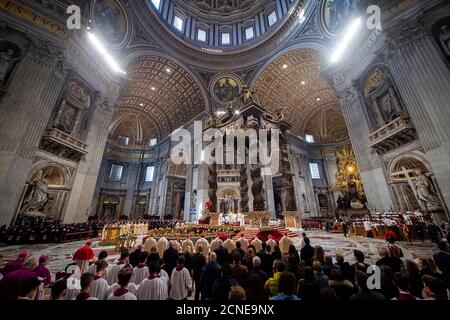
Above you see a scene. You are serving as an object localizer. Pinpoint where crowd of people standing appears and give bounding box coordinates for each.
[1,231,448,301]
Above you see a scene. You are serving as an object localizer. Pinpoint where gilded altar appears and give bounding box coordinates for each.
[244,211,271,228]
[282,211,302,228]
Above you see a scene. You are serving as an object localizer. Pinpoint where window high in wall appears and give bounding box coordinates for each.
[110,164,123,182]
[268,11,278,27]
[151,0,161,10]
[173,15,184,32]
[309,163,320,179]
[145,166,155,182]
[149,138,157,147]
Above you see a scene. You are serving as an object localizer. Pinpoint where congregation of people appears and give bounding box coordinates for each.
[1,230,448,301]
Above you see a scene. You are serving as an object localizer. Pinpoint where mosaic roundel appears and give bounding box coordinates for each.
[93,0,128,46]
[211,74,241,104]
[322,0,359,35]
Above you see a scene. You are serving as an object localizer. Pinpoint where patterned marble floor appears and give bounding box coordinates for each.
[0,231,440,281]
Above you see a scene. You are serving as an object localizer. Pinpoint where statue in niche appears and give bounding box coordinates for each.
[414,170,442,208]
[20,169,52,215]
[0,48,19,87]
[439,25,450,57]
[191,189,197,213]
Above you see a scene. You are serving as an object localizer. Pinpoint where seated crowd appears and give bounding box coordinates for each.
[0,232,449,301]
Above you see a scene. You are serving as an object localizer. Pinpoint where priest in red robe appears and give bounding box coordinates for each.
[73,240,95,275]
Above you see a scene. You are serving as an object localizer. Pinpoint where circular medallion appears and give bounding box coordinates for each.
[210,74,241,105]
[321,0,358,36]
[92,0,128,46]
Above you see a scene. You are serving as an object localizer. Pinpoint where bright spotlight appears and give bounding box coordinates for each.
[87,31,126,75]
[330,17,362,64]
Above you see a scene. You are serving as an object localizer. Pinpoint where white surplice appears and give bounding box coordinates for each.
[90,277,110,300]
[131,266,149,285]
[136,277,168,300]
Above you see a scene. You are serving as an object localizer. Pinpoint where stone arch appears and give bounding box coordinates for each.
[27,161,72,187]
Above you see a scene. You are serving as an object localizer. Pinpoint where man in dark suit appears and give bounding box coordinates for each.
[258,243,274,276]
[200,252,221,300]
[162,241,179,277]
[433,241,450,289]
[300,237,315,266]
[192,245,206,300]
[214,243,229,266]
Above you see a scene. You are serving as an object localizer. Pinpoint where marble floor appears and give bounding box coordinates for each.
[0,231,440,281]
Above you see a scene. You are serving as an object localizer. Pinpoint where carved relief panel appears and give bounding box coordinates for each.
[363,67,405,128]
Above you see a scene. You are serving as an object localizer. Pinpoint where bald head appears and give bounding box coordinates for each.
[210,252,217,262]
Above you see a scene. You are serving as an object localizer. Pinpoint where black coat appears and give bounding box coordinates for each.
[300,244,315,266]
[192,253,206,282]
[201,261,222,299]
[162,247,179,276]
[258,252,274,276]
[215,246,229,266]
[433,251,450,289]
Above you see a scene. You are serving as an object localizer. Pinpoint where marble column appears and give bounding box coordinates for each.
[263,174,276,218]
[183,165,193,221]
[338,86,394,211]
[62,96,114,223]
[0,45,66,226]
[122,162,139,217]
[383,22,450,219]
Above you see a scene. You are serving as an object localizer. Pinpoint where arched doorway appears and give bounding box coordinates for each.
[389,154,446,222]
[102,196,120,219]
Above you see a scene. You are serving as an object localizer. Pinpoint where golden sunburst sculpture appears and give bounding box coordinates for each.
[332,147,365,204]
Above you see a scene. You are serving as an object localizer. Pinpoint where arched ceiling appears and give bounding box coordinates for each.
[109,56,206,147]
[253,48,348,143]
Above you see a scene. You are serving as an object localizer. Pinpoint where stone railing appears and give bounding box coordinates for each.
[39,128,88,161]
[368,115,417,153]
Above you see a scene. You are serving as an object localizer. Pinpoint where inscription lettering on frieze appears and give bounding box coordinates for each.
[0,0,68,37]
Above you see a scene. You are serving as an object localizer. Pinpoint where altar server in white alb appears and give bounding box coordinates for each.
[195,234,210,259]
[107,250,130,285]
[157,236,169,257]
[87,250,109,275]
[107,267,137,300]
[131,253,149,285]
[144,233,158,253]
[169,256,192,300]
[90,261,110,300]
[181,235,194,254]
[136,261,168,300]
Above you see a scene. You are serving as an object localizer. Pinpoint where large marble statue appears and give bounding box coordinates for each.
[0,48,19,86]
[20,170,51,214]
[439,25,450,57]
[414,170,441,208]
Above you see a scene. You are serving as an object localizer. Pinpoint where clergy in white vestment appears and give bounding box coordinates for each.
[143,234,157,253]
[210,236,222,253]
[250,237,263,253]
[266,235,277,252]
[195,235,210,259]
[181,236,194,254]
[107,267,137,300]
[279,233,293,254]
[169,256,192,300]
[237,212,245,226]
[172,236,181,253]
[223,236,236,253]
[107,250,130,285]
[136,261,168,300]
[157,236,169,257]
[90,260,110,300]
[236,234,249,251]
